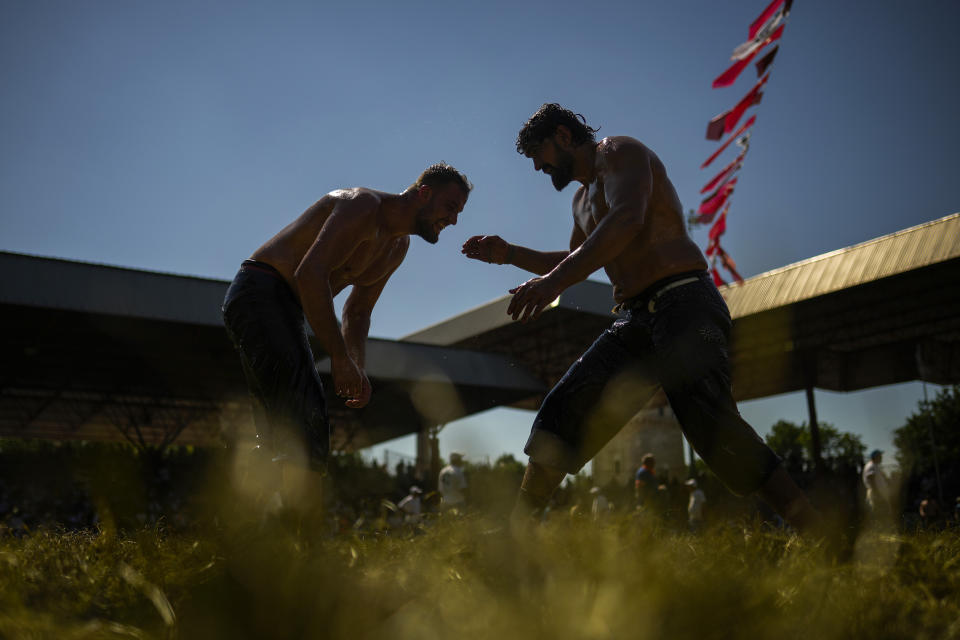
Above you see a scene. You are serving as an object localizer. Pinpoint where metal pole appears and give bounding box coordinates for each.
[805,385,823,474]
[922,382,944,505]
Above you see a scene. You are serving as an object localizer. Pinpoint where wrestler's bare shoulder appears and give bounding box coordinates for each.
[297,188,384,237]
[596,136,658,169]
[598,135,648,153]
[320,187,383,214]
[249,188,383,275]
[325,187,406,256]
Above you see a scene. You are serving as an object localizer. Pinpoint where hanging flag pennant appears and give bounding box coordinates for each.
[755,45,779,77]
[734,4,789,61]
[712,25,784,88]
[692,200,731,227]
[701,115,756,168]
[695,1,794,283]
[705,74,767,140]
[695,211,717,225]
[700,179,737,216]
[705,206,731,285]
[711,266,727,287]
[732,21,784,60]
[724,74,767,133]
[700,176,738,208]
[719,247,744,283]
[707,201,730,233]
[748,0,784,40]
[706,113,727,140]
[700,150,746,194]
[705,237,744,284]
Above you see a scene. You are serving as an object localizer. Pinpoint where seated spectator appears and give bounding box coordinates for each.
[398,486,424,523]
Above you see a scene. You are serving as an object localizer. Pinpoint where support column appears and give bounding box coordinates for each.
[803,352,823,475]
[416,427,433,487]
[805,385,822,475]
[416,425,443,491]
[922,382,944,504]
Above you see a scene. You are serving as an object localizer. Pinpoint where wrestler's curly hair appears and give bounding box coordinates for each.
[411,163,473,194]
[516,103,600,155]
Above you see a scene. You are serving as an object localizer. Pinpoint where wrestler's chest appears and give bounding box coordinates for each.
[573,184,609,234]
[336,241,393,284]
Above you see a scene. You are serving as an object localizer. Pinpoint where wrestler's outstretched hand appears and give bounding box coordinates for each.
[345,373,372,409]
[462,235,510,265]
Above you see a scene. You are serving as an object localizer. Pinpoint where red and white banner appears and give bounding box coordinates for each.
[733,0,791,60]
[749,0,792,40]
[693,1,793,285]
[712,25,783,88]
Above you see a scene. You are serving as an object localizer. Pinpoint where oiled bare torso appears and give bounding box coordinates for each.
[251,188,408,299]
[574,137,707,302]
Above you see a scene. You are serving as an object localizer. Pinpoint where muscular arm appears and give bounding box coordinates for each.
[461,226,584,275]
[293,196,377,386]
[547,146,652,290]
[507,245,570,275]
[341,239,409,369]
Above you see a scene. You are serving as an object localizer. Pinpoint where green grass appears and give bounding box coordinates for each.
[2,505,960,640]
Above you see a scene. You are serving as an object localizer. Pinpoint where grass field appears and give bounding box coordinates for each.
[2,502,959,640]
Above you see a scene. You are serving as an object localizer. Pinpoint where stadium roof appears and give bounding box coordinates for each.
[0,251,544,449]
[726,212,960,398]
[722,212,960,317]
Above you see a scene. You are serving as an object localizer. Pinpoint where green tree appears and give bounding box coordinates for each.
[893,385,960,507]
[766,420,807,474]
[765,420,866,476]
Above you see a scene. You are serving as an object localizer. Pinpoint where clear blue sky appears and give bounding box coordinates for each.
[2,1,957,469]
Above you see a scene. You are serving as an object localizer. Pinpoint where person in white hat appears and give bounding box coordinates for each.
[590,486,609,521]
[438,453,468,510]
[685,478,706,533]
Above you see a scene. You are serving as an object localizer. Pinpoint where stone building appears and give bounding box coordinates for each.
[591,404,687,490]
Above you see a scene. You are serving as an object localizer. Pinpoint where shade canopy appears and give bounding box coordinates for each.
[3,212,958,449]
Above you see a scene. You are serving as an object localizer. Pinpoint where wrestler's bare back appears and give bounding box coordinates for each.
[573,137,707,302]
[250,188,409,300]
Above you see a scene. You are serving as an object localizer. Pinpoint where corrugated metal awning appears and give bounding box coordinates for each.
[721,212,960,318]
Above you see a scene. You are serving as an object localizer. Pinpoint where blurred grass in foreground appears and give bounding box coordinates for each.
[2,508,960,640]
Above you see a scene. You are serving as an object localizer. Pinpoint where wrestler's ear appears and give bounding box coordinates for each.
[416,184,432,202]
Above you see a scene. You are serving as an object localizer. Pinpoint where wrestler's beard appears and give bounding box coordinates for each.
[414,205,440,244]
[547,150,575,191]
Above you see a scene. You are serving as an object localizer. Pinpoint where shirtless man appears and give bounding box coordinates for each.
[223,164,471,471]
[463,104,819,533]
